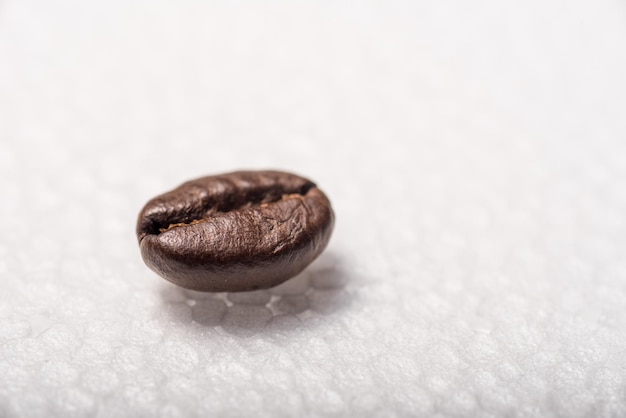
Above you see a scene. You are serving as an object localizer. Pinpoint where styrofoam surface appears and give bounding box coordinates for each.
[1,0,626,416]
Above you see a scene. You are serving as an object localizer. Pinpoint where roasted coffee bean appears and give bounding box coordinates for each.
[136,170,335,292]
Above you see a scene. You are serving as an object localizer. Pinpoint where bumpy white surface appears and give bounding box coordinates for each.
[1,0,626,416]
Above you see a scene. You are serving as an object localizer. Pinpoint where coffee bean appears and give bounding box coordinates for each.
[136,170,335,292]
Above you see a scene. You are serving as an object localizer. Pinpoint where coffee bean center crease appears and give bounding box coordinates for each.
[155,191,311,235]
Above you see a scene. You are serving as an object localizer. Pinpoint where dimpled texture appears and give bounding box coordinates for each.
[137,171,334,292]
[2,0,626,417]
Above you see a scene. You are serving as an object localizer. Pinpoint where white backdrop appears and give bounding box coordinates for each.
[1,0,626,416]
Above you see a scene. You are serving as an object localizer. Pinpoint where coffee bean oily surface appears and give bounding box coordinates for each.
[136,170,335,292]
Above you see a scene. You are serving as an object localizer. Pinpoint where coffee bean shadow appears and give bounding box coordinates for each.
[157,252,352,338]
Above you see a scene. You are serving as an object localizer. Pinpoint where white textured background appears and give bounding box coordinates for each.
[1,0,626,417]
